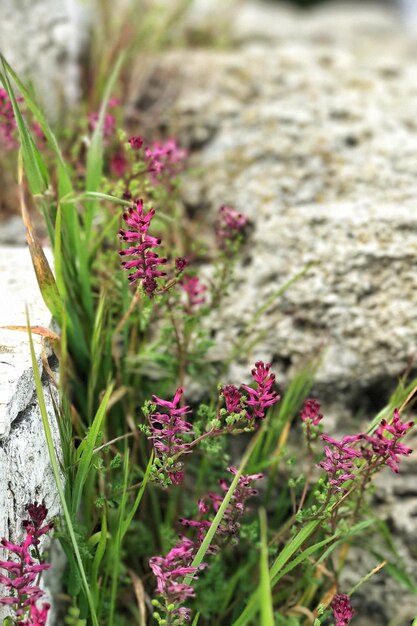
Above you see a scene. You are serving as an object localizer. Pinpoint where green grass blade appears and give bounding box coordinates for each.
[91,511,108,607]
[72,384,114,515]
[270,520,321,581]
[109,448,130,626]
[184,426,264,587]
[0,58,49,194]
[87,293,107,416]
[1,56,72,194]
[275,534,337,584]
[259,509,274,626]
[85,52,125,240]
[26,310,98,626]
[121,451,154,539]
[54,204,65,297]
[233,520,321,626]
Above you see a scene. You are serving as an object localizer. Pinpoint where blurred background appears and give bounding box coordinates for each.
[0,0,415,120]
[0,0,415,226]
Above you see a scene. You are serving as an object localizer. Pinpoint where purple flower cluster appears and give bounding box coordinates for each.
[361,408,413,473]
[175,257,189,274]
[128,135,144,150]
[331,593,355,626]
[242,361,281,420]
[88,111,116,139]
[0,502,53,625]
[110,152,128,177]
[149,536,204,622]
[215,205,248,248]
[119,198,167,294]
[150,470,262,622]
[319,435,362,492]
[222,385,243,414]
[0,88,18,151]
[181,468,263,546]
[144,138,188,184]
[318,408,413,491]
[300,398,323,425]
[181,275,207,309]
[149,387,193,485]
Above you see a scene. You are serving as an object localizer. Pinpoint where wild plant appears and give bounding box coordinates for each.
[0,57,416,626]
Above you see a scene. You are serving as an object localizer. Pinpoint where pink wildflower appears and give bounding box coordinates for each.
[362,408,413,472]
[21,601,50,626]
[0,88,18,150]
[241,361,280,420]
[215,205,248,248]
[0,503,52,624]
[88,111,115,138]
[181,275,207,308]
[128,135,144,150]
[148,388,193,484]
[150,471,262,623]
[319,434,362,491]
[175,257,189,273]
[110,152,128,177]
[222,385,243,414]
[331,593,354,626]
[118,198,167,294]
[149,536,205,622]
[144,138,187,184]
[22,502,54,546]
[300,398,323,425]
[180,469,263,545]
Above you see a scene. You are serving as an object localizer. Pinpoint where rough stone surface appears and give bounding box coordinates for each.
[0,245,61,622]
[128,3,417,622]
[0,0,86,117]
[129,1,417,406]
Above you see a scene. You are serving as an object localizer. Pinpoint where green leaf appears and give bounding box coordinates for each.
[91,511,108,607]
[191,613,201,626]
[184,426,265,588]
[1,55,72,194]
[0,56,49,194]
[121,452,154,539]
[232,520,321,626]
[72,384,114,515]
[259,509,274,626]
[270,520,321,582]
[85,52,125,240]
[276,533,338,583]
[54,203,65,297]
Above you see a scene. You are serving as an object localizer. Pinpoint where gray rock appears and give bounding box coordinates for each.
[129,2,417,408]
[0,0,86,117]
[0,245,62,623]
[0,216,27,246]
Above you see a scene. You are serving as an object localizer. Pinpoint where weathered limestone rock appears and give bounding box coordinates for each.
[128,2,417,622]
[129,1,417,408]
[0,245,61,622]
[0,0,86,117]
